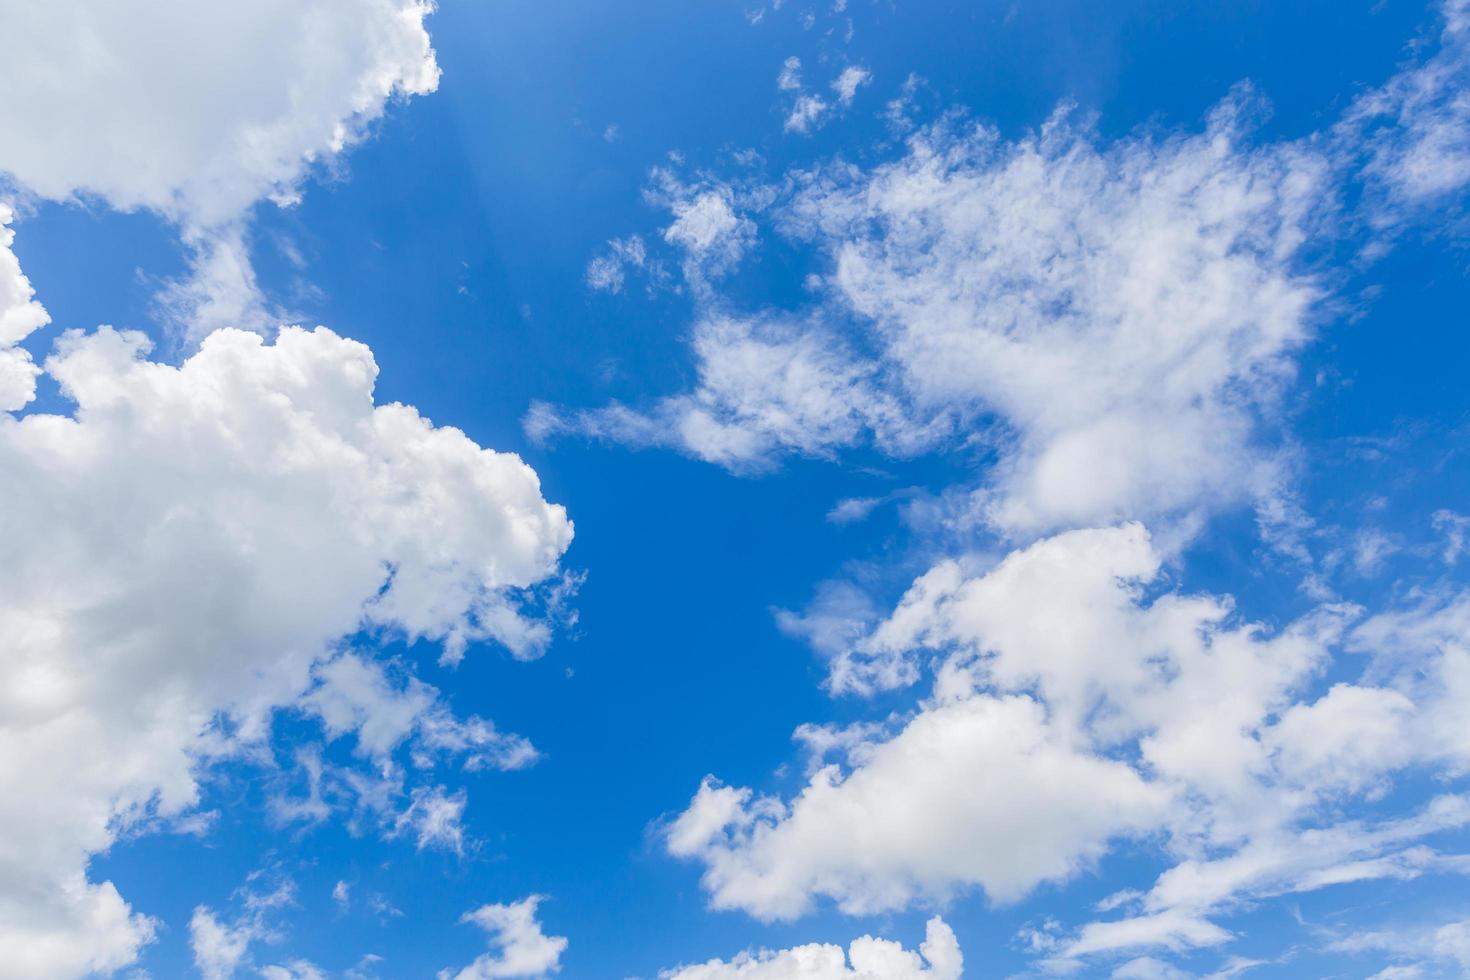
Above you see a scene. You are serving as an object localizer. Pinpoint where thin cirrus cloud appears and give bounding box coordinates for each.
[544,0,1470,541]
[0,0,441,341]
[545,97,1327,537]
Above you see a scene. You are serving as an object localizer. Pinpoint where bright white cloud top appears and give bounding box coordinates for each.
[0,255,571,972]
[661,917,961,980]
[0,0,440,341]
[0,0,438,227]
[0,206,49,411]
[668,524,1470,966]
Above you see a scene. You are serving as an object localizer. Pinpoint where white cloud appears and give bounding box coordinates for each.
[586,235,648,294]
[261,963,328,980]
[439,896,568,980]
[778,57,804,92]
[1332,914,1470,978]
[1350,589,1470,773]
[528,315,930,472]
[662,187,758,282]
[666,694,1169,920]
[1345,0,1470,209]
[0,0,438,228]
[782,101,1324,534]
[777,58,868,134]
[190,906,258,980]
[1110,957,1193,980]
[394,784,469,853]
[661,916,962,980]
[187,873,303,980]
[0,317,572,975]
[304,652,539,770]
[1367,968,1426,980]
[786,95,831,135]
[831,67,871,107]
[0,0,440,340]
[0,204,49,411]
[153,223,286,342]
[554,6,1470,542]
[560,99,1328,536]
[1266,683,1415,793]
[669,523,1470,969]
[1048,786,1470,967]
[1433,509,1470,563]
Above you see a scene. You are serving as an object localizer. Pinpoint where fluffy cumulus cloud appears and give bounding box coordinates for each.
[0,0,438,227]
[667,694,1168,920]
[0,0,440,339]
[662,917,961,980]
[0,205,49,411]
[439,896,568,980]
[669,524,1470,968]
[0,303,571,974]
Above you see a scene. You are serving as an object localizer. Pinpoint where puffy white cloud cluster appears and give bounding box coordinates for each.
[0,205,49,411]
[669,693,1168,921]
[0,0,441,340]
[0,271,572,974]
[669,525,1470,968]
[661,917,961,980]
[438,896,568,980]
[0,0,438,228]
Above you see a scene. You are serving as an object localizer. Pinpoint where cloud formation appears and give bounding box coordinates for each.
[0,205,49,411]
[0,0,438,227]
[0,0,441,340]
[553,99,1326,535]
[556,0,1470,543]
[662,916,961,980]
[0,264,571,974]
[439,896,568,980]
[669,524,1470,968]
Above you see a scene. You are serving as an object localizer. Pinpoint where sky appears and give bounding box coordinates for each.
[2,0,1470,978]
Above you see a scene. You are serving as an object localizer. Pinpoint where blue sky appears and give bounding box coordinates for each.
[3,1,1470,978]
